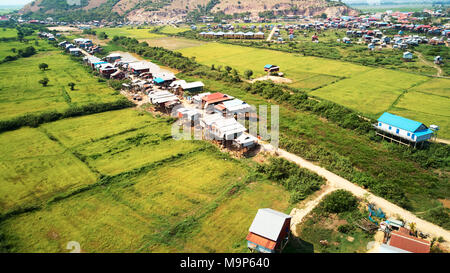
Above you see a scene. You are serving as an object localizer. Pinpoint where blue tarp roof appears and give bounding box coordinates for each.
[378,112,423,132]
[264,64,273,68]
[153,77,165,84]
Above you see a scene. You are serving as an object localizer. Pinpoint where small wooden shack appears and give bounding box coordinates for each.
[246,208,291,253]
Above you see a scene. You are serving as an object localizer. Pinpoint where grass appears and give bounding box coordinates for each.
[180,182,292,253]
[294,191,375,253]
[177,41,449,138]
[177,42,368,79]
[0,149,251,253]
[0,28,17,39]
[158,26,191,34]
[179,74,449,218]
[144,37,207,51]
[92,27,164,40]
[0,41,122,122]
[0,127,97,215]
[310,68,429,115]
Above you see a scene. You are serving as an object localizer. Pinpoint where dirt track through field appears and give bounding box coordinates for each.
[260,142,450,250]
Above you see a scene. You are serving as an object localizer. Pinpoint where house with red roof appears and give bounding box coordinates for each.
[388,230,431,253]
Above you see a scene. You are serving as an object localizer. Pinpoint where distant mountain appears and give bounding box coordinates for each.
[19,0,358,22]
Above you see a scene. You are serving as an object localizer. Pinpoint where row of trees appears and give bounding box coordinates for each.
[111,36,199,71]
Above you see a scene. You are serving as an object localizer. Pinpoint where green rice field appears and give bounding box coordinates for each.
[0,108,293,253]
[0,41,122,122]
[177,42,450,139]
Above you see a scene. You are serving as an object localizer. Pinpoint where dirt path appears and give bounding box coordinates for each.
[260,142,450,250]
[266,27,277,42]
[435,138,450,145]
[415,51,443,77]
[289,186,336,236]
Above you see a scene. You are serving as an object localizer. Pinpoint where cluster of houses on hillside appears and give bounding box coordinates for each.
[37,31,58,41]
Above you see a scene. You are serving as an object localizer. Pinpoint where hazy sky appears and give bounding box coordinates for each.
[1,0,34,5]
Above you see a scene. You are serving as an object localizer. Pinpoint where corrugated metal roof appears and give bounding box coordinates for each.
[249,208,291,242]
[389,231,430,253]
[378,244,411,253]
[180,81,204,90]
[378,112,424,132]
[414,129,434,137]
[246,232,276,250]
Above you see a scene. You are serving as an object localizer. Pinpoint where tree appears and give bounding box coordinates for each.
[11,48,16,53]
[211,64,215,70]
[321,190,358,213]
[321,13,327,19]
[97,32,108,40]
[39,63,48,71]
[244,69,253,79]
[224,65,232,73]
[39,77,49,87]
[68,82,76,90]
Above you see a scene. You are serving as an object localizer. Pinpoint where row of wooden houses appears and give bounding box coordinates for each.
[199,31,265,39]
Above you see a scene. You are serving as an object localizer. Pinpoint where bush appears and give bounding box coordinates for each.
[257,157,324,203]
[337,224,354,234]
[321,190,358,213]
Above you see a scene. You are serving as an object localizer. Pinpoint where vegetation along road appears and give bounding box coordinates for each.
[260,142,450,250]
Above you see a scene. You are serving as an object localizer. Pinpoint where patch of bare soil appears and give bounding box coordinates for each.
[249,75,293,84]
[322,214,347,230]
[439,199,450,209]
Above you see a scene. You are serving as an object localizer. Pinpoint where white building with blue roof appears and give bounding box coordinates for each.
[375,112,434,146]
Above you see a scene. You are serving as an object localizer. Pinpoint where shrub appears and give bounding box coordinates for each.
[321,190,358,213]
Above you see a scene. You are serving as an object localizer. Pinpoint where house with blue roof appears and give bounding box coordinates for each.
[264,64,279,72]
[375,112,434,146]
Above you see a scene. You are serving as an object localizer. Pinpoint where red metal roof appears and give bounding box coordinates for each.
[202,92,226,102]
[389,231,430,253]
[246,232,276,250]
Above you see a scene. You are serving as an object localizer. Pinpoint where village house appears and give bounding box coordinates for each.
[213,99,252,118]
[246,208,291,253]
[201,92,233,110]
[175,81,204,97]
[264,64,280,73]
[103,53,122,63]
[69,48,82,56]
[403,51,413,61]
[191,92,211,108]
[375,112,434,147]
[148,90,180,113]
[386,229,431,253]
[200,114,246,142]
[128,61,152,75]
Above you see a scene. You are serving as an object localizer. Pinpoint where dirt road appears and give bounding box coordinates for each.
[260,142,450,250]
[415,51,444,77]
[266,27,277,42]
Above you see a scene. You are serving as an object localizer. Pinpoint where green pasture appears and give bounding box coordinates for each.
[92,27,164,40]
[0,127,97,215]
[145,36,207,51]
[310,69,429,115]
[158,26,191,34]
[177,42,368,79]
[0,28,17,38]
[0,45,121,121]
